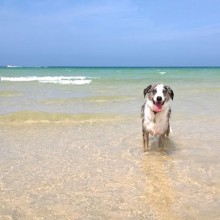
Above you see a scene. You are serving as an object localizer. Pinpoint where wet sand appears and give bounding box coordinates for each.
[0,117,219,220]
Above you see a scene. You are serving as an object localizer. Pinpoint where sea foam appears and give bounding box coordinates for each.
[0,76,92,85]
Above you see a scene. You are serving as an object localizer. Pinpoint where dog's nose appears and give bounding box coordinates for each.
[157,96,162,102]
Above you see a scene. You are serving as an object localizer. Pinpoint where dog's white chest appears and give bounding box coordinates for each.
[143,108,169,136]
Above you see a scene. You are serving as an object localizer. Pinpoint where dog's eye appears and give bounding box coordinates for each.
[163,88,168,94]
[152,89,157,94]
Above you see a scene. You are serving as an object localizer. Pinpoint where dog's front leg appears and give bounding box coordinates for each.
[166,123,170,137]
[143,132,149,152]
[159,134,165,149]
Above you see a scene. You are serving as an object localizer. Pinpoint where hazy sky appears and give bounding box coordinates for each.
[1,0,220,66]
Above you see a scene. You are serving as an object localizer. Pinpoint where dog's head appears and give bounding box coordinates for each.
[143,84,174,112]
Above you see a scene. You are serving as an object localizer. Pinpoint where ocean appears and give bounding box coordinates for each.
[0,67,220,219]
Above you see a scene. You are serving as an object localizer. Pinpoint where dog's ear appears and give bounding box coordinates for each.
[166,86,174,100]
[143,85,153,97]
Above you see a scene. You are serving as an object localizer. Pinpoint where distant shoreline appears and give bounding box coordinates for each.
[1,66,220,69]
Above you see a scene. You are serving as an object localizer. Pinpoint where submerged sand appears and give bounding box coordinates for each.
[0,118,219,220]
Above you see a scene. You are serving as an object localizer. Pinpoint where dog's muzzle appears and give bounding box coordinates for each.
[152,97,165,112]
[152,97,165,105]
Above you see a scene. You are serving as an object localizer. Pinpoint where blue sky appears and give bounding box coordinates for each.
[0,0,220,66]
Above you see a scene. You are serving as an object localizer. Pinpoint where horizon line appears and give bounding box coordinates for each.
[1,65,220,68]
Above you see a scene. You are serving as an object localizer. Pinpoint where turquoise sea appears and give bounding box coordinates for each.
[0,67,220,219]
[0,67,219,120]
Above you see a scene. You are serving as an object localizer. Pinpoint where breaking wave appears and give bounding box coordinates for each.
[0,76,92,85]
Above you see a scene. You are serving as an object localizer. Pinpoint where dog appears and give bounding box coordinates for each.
[141,84,174,152]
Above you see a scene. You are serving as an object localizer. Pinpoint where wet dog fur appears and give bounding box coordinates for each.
[141,84,174,152]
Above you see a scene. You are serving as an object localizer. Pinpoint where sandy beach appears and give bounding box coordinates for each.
[0,116,220,219]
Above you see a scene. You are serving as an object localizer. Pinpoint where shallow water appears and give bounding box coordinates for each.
[0,67,220,219]
[0,119,219,219]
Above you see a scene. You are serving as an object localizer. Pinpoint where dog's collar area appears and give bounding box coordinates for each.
[147,103,160,115]
[152,110,158,115]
